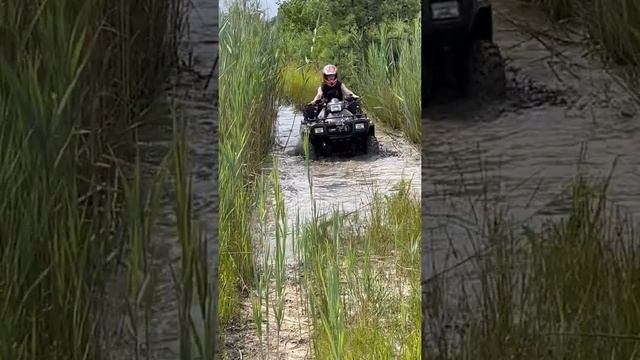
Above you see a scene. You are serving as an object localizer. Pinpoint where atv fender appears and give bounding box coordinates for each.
[368,123,375,136]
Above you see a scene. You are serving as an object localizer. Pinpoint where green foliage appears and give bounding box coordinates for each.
[218,0,282,327]
[276,0,421,142]
[276,0,420,82]
[0,0,189,358]
[427,172,640,359]
[277,0,419,34]
[276,0,325,33]
[281,63,321,105]
[356,18,421,143]
[298,182,421,359]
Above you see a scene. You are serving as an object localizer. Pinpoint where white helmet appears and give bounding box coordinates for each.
[322,64,338,86]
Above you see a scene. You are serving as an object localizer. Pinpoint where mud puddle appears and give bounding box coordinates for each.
[423,0,640,352]
[272,106,420,259]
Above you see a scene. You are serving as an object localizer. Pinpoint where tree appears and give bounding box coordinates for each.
[276,0,420,80]
[278,0,419,33]
[276,0,326,33]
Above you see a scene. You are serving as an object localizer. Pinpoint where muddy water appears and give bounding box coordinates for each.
[147,0,219,357]
[272,106,420,259]
[424,1,640,270]
[422,0,640,350]
[106,1,218,358]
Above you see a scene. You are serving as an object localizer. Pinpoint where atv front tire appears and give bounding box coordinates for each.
[467,40,506,99]
[366,135,380,155]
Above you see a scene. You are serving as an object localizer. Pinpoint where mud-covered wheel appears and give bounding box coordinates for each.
[366,135,379,155]
[467,40,506,99]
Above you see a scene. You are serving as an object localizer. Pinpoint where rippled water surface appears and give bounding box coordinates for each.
[423,0,640,271]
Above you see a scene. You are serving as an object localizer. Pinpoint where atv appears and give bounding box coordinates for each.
[423,0,506,104]
[299,96,379,160]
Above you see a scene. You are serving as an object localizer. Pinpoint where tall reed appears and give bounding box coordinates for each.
[296,182,421,359]
[169,115,218,360]
[425,171,640,359]
[218,0,282,327]
[281,63,322,106]
[271,158,288,346]
[249,172,272,357]
[357,18,421,143]
[0,0,184,358]
[523,0,640,98]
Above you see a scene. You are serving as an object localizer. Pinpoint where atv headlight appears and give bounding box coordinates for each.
[355,123,365,130]
[313,127,324,134]
[328,103,343,112]
[431,1,459,20]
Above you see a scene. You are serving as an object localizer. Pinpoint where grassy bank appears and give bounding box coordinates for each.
[218,0,281,329]
[522,0,640,97]
[357,18,421,143]
[425,171,640,359]
[281,63,321,106]
[297,181,422,358]
[244,167,422,358]
[0,0,212,358]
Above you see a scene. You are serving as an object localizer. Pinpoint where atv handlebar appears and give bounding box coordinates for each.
[307,96,359,107]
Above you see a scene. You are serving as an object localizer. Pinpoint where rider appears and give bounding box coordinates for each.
[307,64,360,118]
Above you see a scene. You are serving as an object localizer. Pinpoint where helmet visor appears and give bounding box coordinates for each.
[324,77,337,86]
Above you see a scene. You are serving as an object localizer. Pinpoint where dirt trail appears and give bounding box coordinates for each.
[222,265,313,360]
[422,0,640,351]
[222,105,420,358]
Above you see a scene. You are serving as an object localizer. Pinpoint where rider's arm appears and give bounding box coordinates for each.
[341,83,357,98]
[312,86,323,102]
